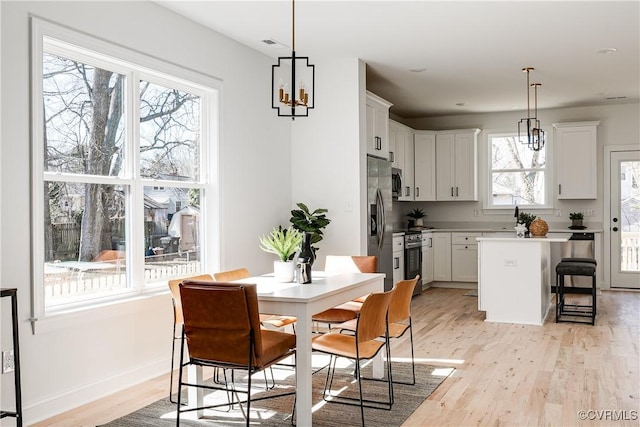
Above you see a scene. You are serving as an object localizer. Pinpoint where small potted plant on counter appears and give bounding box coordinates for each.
[407,208,426,227]
[259,226,304,282]
[569,212,584,228]
[517,211,536,236]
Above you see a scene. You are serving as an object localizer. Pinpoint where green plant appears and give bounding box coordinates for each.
[407,208,426,219]
[290,203,331,252]
[569,212,584,220]
[259,226,304,262]
[517,212,537,229]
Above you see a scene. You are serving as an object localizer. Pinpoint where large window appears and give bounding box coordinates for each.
[32,21,218,313]
[488,133,549,208]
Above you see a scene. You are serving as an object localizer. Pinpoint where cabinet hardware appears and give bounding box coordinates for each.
[416,187,420,197]
[389,151,394,162]
[456,187,459,197]
[394,257,399,269]
[451,187,454,197]
[429,237,432,247]
[558,184,562,195]
[405,186,410,196]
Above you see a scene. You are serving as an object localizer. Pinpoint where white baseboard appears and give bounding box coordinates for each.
[429,281,477,290]
[24,356,169,425]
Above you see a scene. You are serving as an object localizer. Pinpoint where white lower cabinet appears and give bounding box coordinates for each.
[451,233,481,282]
[393,235,405,285]
[421,231,434,285]
[432,232,451,281]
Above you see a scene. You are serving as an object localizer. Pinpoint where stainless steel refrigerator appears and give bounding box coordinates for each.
[367,155,393,291]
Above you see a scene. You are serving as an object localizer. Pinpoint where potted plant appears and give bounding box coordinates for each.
[259,226,304,282]
[517,212,537,236]
[290,202,331,263]
[569,212,584,228]
[407,208,426,227]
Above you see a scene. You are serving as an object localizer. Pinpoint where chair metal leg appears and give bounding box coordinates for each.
[169,324,181,404]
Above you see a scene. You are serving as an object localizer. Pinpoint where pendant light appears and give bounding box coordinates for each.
[271,0,315,119]
[517,67,546,151]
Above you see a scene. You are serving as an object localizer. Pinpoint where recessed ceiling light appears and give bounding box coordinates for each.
[596,47,617,54]
[409,67,427,73]
[262,39,287,49]
[456,102,466,107]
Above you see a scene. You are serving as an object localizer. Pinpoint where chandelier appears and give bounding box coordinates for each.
[517,67,545,151]
[271,0,314,119]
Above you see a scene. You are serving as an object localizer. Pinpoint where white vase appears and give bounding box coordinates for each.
[273,260,295,283]
[415,218,424,227]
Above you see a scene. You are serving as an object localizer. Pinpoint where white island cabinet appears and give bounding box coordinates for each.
[477,235,570,325]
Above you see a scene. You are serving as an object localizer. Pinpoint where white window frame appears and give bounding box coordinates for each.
[31,18,221,319]
[483,129,554,212]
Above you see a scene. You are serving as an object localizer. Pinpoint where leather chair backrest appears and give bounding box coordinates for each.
[168,274,214,325]
[325,255,378,274]
[180,281,264,365]
[355,286,394,343]
[388,275,419,324]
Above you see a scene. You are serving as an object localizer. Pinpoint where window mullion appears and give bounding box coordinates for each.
[129,71,145,290]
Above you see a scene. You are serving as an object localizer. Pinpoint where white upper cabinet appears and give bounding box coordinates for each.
[414,131,436,201]
[390,120,415,201]
[366,92,392,160]
[435,129,480,201]
[554,121,599,199]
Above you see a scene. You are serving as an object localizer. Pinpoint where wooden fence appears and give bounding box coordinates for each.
[44,261,201,300]
[621,234,640,271]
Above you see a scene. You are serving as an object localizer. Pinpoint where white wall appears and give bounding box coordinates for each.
[0,1,295,423]
[291,58,367,267]
[394,103,640,228]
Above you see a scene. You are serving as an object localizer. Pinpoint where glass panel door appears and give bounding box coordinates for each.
[611,151,640,288]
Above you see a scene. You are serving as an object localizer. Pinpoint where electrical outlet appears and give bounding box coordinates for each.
[555,209,562,217]
[2,350,15,374]
[586,209,594,216]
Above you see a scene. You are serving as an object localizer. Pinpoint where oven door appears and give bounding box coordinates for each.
[404,245,423,295]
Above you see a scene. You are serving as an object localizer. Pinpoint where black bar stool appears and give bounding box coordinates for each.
[555,260,597,325]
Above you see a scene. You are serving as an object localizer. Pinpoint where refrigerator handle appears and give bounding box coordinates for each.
[376,188,385,251]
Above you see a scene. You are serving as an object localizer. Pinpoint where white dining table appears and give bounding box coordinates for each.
[187,270,386,426]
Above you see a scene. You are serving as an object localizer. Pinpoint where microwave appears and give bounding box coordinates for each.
[392,168,402,198]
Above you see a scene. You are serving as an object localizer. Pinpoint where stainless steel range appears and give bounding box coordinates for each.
[404,232,423,296]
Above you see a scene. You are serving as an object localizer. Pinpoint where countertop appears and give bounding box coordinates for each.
[476,234,571,243]
[393,223,603,235]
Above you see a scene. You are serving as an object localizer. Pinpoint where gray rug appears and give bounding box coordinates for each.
[100,361,453,426]
[463,290,478,297]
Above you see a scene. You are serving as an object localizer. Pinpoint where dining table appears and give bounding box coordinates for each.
[187,270,386,426]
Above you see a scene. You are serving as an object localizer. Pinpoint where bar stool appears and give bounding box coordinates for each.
[555,259,597,325]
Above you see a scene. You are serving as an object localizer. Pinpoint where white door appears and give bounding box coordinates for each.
[610,150,640,288]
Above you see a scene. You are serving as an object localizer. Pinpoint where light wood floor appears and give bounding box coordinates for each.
[33,288,640,427]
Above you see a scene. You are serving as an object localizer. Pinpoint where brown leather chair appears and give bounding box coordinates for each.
[214,268,297,332]
[311,286,395,426]
[176,280,296,426]
[339,275,419,385]
[311,256,377,330]
[167,273,214,404]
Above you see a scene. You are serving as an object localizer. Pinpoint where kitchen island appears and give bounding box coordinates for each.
[476,234,570,325]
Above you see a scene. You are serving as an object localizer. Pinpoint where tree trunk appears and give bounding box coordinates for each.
[78,70,121,261]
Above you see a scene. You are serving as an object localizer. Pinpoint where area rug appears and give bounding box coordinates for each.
[101,361,453,426]
[463,290,478,297]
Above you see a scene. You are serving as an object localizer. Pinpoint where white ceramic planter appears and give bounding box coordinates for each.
[415,218,424,226]
[273,260,295,283]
